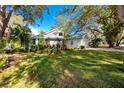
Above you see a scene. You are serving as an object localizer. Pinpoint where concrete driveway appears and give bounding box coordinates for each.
[86,48,124,53]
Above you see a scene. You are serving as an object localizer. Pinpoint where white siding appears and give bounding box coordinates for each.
[44,29,90,48]
[44,29,64,39]
[49,40,58,45]
[66,38,89,48]
[46,40,63,46]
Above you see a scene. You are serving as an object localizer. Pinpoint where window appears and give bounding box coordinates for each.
[59,32,63,36]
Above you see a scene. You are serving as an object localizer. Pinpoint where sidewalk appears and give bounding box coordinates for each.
[86,48,124,53]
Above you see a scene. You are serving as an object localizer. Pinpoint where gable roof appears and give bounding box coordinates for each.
[44,28,64,39]
[45,28,62,34]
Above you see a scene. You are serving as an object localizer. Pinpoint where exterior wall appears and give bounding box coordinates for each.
[66,39,80,48]
[45,38,89,48]
[46,39,63,46]
[43,29,90,48]
[44,29,64,40]
[35,39,39,45]
[46,40,58,45]
[65,38,89,48]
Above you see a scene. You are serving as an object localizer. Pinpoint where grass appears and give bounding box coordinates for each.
[0,54,7,68]
[0,50,124,88]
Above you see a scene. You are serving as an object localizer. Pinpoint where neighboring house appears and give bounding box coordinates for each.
[32,28,90,48]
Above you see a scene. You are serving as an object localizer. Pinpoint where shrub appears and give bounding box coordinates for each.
[30,44,38,52]
[63,44,67,50]
[0,38,6,49]
[13,47,26,52]
[90,38,102,48]
[80,45,85,49]
[39,44,45,50]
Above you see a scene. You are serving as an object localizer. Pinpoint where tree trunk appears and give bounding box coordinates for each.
[116,40,121,47]
[118,6,124,23]
[109,44,114,48]
[116,42,120,47]
[0,5,6,37]
[115,36,124,47]
[107,40,115,48]
[0,5,14,38]
[62,39,66,50]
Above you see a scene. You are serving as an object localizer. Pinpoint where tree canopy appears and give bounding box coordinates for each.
[0,5,49,38]
[56,5,124,47]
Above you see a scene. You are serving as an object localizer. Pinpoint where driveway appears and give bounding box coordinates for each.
[86,48,124,53]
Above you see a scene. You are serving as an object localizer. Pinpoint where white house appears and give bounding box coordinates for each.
[31,28,90,48]
[44,28,64,46]
[65,35,89,48]
[44,28,90,48]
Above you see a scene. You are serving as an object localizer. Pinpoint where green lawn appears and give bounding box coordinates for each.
[0,50,124,88]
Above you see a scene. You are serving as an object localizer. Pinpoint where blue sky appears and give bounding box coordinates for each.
[29,5,73,34]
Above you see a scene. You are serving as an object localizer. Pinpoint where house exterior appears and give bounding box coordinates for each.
[31,28,90,48]
[44,29,64,46]
[44,28,90,48]
[30,34,39,45]
[65,35,89,48]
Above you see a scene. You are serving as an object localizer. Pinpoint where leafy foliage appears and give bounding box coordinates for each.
[57,5,124,47]
[30,44,38,52]
[0,5,49,37]
[9,24,31,50]
[90,38,102,48]
[38,31,45,49]
[97,6,124,47]
[0,57,7,68]
[0,38,6,49]
[80,45,85,49]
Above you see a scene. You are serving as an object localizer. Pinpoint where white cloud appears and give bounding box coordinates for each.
[31,28,39,35]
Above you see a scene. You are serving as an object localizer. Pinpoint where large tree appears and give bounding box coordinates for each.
[56,6,103,46]
[57,5,124,47]
[53,15,72,46]
[118,5,124,23]
[97,6,124,47]
[0,5,49,38]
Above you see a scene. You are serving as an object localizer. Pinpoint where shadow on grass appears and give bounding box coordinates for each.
[23,50,124,87]
[0,50,124,87]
